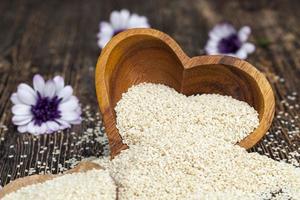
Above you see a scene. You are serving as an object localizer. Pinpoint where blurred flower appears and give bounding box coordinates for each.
[97,9,150,48]
[205,23,255,59]
[11,75,81,135]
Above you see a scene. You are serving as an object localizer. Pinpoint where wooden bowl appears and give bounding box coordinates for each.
[0,162,103,198]
[95,28,275,157]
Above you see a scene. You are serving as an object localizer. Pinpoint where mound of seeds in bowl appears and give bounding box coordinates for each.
[2,169,117,200]
[93,83,300,200]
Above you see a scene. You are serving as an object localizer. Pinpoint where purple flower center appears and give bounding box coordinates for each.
[31,93,62,126]
[218,34,242,54]
[113,29,125,36]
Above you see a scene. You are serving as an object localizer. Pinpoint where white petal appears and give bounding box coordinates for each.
[44,80,56,98]
[12,115,32,125]
[98,26,114,44]
[110,10,122,30]
[128,14,149,28]
[10,93,22,104]
[99,22,114,36]
[33,74,45,95]
[205,40,219,54]
[75,106,82,115]
[40,123,47,134]
[238,26,251,42]
[46,121,60,132]
[98,37,112,49]
[241,43,255,53]
[58,96,79,112]
[27,121,37,134]
[17,86,37,105]
[211,23,235,38]
[61,111,80,121]
[56,119,71,129]
[97,34,112,41]
[57,86,73,102]
[13,115,32,122]
[17,125,28,133]
[53,76,65,92]
[12,104,32,115]
[18,83,36,97]
[97,22,114,48]
[36,124,46,135]
[236,49,247,59]
[34,125,42,134]
[222,24,236,36]
[205,40,219,51]
[208,32,221,41]
[13,118,32,126]
[119,9,130,29]
[205,47,218,54]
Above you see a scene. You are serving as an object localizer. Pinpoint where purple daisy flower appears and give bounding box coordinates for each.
[97,9,150,48]
[205,23,255,59]
[11,75,82,135]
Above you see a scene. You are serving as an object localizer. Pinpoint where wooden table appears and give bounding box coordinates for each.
[0,0,299,187]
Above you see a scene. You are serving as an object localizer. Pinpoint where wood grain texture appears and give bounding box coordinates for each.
[95,28,275,157]
[0,0,299,189]
[0,161,103,198]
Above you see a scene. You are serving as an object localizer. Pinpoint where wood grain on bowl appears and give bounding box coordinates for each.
[95,28,275,157]
[0,162,102,198]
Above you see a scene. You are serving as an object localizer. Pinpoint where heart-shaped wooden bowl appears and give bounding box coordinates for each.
[0,162,103,198]
[95,28,275,158]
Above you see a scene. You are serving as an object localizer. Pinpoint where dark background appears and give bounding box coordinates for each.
[0,0,299,187]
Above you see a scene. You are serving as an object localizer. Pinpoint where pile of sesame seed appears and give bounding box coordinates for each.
[93,83,300,199]
[2,169,117,200]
